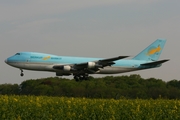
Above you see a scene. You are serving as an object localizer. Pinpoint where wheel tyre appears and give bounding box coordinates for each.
[79,76,84,80]
[20,73,24,77]
[74,76,79,82]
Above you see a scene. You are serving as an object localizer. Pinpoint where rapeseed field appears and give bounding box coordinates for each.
[0,95,180,120]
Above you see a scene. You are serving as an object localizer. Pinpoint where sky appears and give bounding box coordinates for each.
[0,0,180,84]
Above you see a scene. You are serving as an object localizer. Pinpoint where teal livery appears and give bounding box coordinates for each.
[5,39,169,81]
[133,39,166,61]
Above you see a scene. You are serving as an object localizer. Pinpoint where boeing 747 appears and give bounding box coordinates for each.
[5,39,169,81]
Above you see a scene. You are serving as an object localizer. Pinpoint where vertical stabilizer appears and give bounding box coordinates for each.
[133,39,166,61]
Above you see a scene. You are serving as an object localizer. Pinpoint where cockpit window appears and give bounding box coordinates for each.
[15,53,21,55]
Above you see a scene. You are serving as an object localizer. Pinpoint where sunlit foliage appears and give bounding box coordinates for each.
[0,95,180,119]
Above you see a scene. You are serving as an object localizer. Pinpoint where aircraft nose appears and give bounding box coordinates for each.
[4,58,9,64]
[4,59,7,63]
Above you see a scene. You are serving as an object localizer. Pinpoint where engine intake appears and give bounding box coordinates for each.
[53,65,71,71]
[88,62,96,69]
[63,66,71,71]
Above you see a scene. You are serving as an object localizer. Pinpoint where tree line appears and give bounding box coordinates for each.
[0,74,180,99]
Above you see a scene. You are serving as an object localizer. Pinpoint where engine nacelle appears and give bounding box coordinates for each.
[88,62,96,69]
[63,65,71,71]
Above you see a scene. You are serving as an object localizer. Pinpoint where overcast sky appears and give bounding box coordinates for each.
[0,0,179,84]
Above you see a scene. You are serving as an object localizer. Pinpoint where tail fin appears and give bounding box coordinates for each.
[133,39,166,61]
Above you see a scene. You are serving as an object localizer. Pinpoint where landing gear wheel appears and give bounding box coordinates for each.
[74,73,89,82]
[20,69,24,77]
[20,73,24,77]
[83,74,89,80]
[79,76,84,80]
[84,76,89,80]
[74,76,79,82]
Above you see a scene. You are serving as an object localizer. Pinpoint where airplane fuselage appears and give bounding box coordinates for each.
[5,52,159,75]
[5,39,168,81]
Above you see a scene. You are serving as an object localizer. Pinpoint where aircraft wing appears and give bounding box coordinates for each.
[141,59,169,66]
[98,56,129,63]
[75,56,129,68]
[53,56,129,72]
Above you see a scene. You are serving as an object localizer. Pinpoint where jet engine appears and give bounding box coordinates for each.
[63,65,71,71]
[53,65,72,71]
[87,62,96,69]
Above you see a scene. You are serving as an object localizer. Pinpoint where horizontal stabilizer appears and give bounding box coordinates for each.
[141,59,169,66]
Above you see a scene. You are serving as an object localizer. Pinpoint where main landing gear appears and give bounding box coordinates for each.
[20,69,24,77]
[74,74,89,82]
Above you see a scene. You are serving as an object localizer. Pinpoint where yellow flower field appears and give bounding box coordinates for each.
[0,95,180,120]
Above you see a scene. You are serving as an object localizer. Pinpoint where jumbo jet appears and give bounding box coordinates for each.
[5,39,169,81]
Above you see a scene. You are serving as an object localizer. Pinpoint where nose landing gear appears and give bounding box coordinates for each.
[20,69,24,77]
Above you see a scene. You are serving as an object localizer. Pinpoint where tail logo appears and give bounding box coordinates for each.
[147,45,161,56]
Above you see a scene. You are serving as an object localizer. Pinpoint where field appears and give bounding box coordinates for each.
[0,95,180,120]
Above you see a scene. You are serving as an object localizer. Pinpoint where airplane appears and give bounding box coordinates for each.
[5,39,169,81]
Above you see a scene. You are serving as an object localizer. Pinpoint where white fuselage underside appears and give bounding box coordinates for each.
[8,62,139,75]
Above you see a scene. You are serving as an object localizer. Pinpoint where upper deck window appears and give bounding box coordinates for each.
[15,53,21,55]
